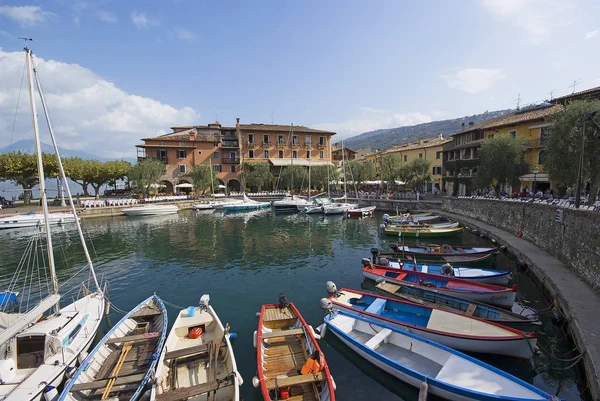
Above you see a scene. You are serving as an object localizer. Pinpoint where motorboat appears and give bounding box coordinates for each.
[347,206,376,217]
[223,194,270,211]
[271,194,311,212]
[300,198,332,214]
[0,211,78,230]
[121,204,179,216]
[322,202,357,215]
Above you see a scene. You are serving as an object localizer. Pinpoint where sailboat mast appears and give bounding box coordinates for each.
[209,158,215,196]
[342,139,347,196]
[30,53,101,292]
[25,48,60,306]
[290,123,294,191]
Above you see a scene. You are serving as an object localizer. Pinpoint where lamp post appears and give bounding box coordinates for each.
[532,165,539,194]
[575,111,599,208]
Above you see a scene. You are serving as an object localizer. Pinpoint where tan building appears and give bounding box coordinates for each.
[381,134,451,191]
[331,143,357,166]
[136,119,336,192]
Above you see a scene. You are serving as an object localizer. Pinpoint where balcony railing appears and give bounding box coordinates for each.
[222,157,240,164]
[527,139,546,148]
[221,140,239,148]
[139,156,168,164]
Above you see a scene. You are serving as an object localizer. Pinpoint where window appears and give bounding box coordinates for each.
[319,150,324,159]
[436,151,441,159]
[292,150,298,158]
[278,135,284,145]
[230,151,236,158]
[179,165,186,173]
[403,155,408,162]
[473,131,484,141]
[432,166,442,175]
[263,134,269,144]
[198,151,202,155]
[159,141,164,145]
[488,134,494,139]
[213,151,219,159]
[509,130,517,138]
[419,153,423,159]
[306,151,310,158]
[305,136,311,145]
[230,165,236,173]
[319,136,325,146]
[17,336,45,369]
[292,135,298,145]
[177,150,186,159]
[279,150,284,158]
[538,150,547,165]
[178,141,184,145]
[264,150,269,158]
[158,149,167,160]
[249,150,254,159]
[248,134,254,143]
[212,165,221,173]
[540,126,549,146]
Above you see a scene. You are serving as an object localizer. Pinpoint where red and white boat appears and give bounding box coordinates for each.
[347,206,376,217]
[362,265,517,308]
[254,298,336,401]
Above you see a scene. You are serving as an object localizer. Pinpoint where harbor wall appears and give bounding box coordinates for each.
[350,198,442,213]
[442,197,600,292]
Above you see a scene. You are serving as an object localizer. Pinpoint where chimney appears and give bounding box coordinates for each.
[418,137,423,145]
[468,121,475,126]
[236,117,240,128]
[461,122,465,131]
[438,133,443,140]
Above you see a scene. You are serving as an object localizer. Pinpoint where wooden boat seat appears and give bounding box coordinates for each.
[164,342,226,360]
[364,328,392,349]
[156,377,234,401]
[262,328,304,339]
[71,373,146,391]
[105,332,159,344]
[266,372,325,389]
[364,298,386,315]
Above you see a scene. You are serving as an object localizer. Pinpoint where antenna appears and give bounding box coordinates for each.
[19,37,32,48]
[515,93,522,110]
[571,80,580,94]
[549,89,555,101]
[271,112,274,125]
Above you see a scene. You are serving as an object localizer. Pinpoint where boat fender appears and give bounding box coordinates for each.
[156,376,166,395]
[315,323,327,339]
[379,223,386,229]
[511,284,519,292]
[255,312,261,317]
[65,366,76,379]
[515,258,528,271]
[229,332,237,339]
[330,375,336,390]
[43,384,58,401]
[252,376,260,388]
[77,351,88,365]
[236,371,243,386]
[308,325,321,340]
[253,331,257,348]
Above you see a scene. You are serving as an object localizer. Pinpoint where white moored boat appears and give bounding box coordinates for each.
[121,204,179,216]
[223,194,270,211]
[152,295,242,401]
[272,194,311,212]
[0,211,78,230]
[322,202,356,215]
[324,311,559,401]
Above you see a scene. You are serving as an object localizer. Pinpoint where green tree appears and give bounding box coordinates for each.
[186,164,218,194]
[378,154,402,189]
[346,160,376,189]
[63,157,91,196]
[279,165,308,191]
[309,165,329,192]
[546,100,600,204]
[90,160,131,199]
[244,163,273,191]
[0,151,59,204]
[474,135,529,197]
[405,158,431,192]
[128,159,167,197]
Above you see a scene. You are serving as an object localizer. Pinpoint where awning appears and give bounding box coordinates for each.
[520,173,549,182]
[175,183,194,188]
[269,158,333,167]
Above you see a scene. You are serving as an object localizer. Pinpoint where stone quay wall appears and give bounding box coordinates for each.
[443,197,600,292]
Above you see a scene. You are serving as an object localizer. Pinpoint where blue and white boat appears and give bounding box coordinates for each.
[58,295,168,401]
[324,311,560,401]
[383,259,511,285]
[223,194,270,211]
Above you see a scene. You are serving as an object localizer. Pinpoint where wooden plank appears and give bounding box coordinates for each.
[262,328,304,339]
[164,344,208,360]
[71,373,146,391]
[266,372,324,389]
[105,332,158,344]
[465,303,477,316]
[156,379,233,401]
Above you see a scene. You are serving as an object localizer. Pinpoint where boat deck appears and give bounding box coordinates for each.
[378,342,443,377]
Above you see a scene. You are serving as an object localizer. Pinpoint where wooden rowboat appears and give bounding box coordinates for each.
[59,295,167,401]
[383,226,463,238]
[375,281,540,330]
[255,300,336,401]
[324,311,560,401]
[362,266,517,308]
[375,244,497,267]
[152,294,242,401]
[325,288,536,358]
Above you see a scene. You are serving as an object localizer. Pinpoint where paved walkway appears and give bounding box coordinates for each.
[435,209,600,400]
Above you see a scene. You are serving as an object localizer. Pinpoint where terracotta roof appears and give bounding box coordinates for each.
[332,146,358,153]
[551,85,600,103]
[453,104,562,135]
[382,135,452,155]
[142,128,220,142]
[239,124,335,135]
[170,125,236,131]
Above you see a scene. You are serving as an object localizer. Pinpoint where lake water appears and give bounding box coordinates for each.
[0,210,586,400]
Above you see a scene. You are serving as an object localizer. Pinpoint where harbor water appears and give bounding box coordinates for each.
[0,210,585,400]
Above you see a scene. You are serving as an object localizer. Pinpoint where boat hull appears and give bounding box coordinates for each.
[347,206,376,217]
[121,205,179,216]
[384,227,464,238]
[223,202,270,211]
[385,260,510,285]
[0,213,78,229]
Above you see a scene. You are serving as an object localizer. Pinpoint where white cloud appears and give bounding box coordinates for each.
[585,29,599,40]
[132,11,156,29]
[0,5,55,26]
[316,109,432,138]
[441,68,506,94]
[481,0,576,44]
[0,49,197,158]
[174,28,198,41]
[96,11,117,23]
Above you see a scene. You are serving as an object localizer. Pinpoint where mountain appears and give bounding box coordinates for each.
[0,139,136,164]
[342,109,512,151]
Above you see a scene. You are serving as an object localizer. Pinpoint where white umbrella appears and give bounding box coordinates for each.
[149,183,165,188]
[218,184,227,189]
[175,183,194,188]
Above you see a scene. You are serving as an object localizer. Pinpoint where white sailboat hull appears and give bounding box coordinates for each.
[121,204,179,216]
[0,212,78,230]
[323,203,357,215]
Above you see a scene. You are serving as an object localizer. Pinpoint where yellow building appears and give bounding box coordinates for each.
[381,134,451,191]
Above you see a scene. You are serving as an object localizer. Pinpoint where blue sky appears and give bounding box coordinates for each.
[1,0,599,158]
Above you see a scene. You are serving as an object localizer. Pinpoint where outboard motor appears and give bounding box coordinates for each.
[320,298,333,311]
[326,281,338,295]
[361,258,373,268]
[370,248,379,263]
[382,214,390,222]
[440,263,454,276]
[379,223,386,229]
[278,293,289,309]
[199,294,210,311]
[379,257,389,267]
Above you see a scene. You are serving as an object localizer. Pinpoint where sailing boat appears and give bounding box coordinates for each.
[323,140,357,215]
[0,47,105,401]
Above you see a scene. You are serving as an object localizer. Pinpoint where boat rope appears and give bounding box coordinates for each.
[105,300,129,315]
[161,298,187,310]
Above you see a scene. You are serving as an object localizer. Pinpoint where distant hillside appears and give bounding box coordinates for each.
[0,139,136,164]
[343,109,512,151]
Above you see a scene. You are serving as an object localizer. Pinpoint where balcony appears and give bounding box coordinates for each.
[138,156,168,164]
[247,141,256,148]
[526,139,546,148]
[221,140,239,148]
[222,157,240,164]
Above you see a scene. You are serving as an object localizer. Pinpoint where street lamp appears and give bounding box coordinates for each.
[532,165,539,194]
[575,111,600,208]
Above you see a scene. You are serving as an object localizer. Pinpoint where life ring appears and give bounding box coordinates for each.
[440,244,453,254]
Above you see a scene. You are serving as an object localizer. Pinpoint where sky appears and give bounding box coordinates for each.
[0,0,599,158]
